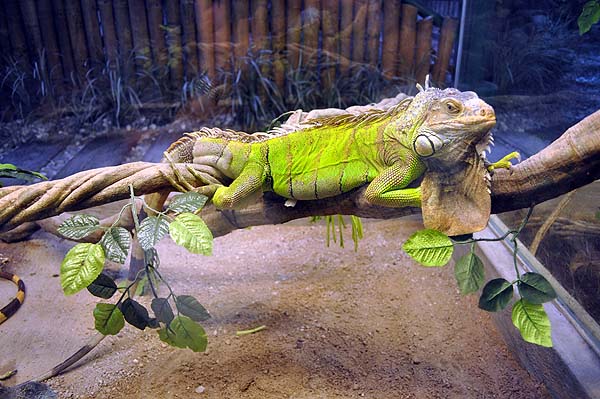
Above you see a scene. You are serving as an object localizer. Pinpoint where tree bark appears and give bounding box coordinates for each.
[0,110,598,238]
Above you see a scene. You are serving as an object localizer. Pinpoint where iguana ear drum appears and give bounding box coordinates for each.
[414,134,444,157]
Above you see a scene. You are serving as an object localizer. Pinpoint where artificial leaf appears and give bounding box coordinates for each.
[402,229,453,267]
[60,243,106,295]
[87,273,118,299]
[478,278,513,312]
[94,303,125,335]
[512,299,552,347]
[578,1,600,35]
[167,192,208,213]
[137,216,169,251]
[120,298,151,330]
[57,214,101,240]
[151,298,175,324]
[176,295,211,322]
[454,252,485,295]
[158,315,208,352]
[100,227,131,264]
[169,213,213,255]
[0,163,47,181]
[518,272,557,304]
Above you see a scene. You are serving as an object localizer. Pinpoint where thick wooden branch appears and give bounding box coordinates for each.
[0,110,598,239]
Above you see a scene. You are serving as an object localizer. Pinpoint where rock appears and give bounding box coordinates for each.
[195,385,206,394]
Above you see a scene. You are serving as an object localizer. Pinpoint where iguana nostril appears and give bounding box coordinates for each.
[480,109,486,116]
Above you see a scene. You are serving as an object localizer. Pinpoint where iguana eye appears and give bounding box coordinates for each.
[444,100,461,115]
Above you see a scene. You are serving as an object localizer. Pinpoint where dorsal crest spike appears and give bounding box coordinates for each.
[416,83,424,92]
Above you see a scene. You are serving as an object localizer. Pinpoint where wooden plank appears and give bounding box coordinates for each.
[36,0,64,87]
[432,17,458,86]
[165,0,184,86]
[195,0,215,80]
[303,0,320,61]
[365,0,380,66]
[381,0,400,78]
[112,0,135,78]
[213,0,231,73]
[287,0,302,70]
[397,3,417,78]
[271,0,286,89]
[80,0,103,68]
[63,0,89,83]
[51,0,76,83]
[232,1,249,62]
[352,0,368,65]
[415,17,433,85]
[339,0,353,73]
[181,0,200,76]
[4,0,30,65]
[146,0,168,69]
[128,0,152,71]
[321,0,339,87]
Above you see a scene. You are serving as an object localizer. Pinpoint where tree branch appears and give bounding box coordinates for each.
[0,110,598,239]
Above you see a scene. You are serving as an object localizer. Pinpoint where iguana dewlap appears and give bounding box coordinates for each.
[154,86,499,235]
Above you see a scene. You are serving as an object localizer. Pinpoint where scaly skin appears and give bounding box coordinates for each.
[157,87,498,226]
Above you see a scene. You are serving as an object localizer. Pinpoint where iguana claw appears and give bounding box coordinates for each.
[487,151,521,172]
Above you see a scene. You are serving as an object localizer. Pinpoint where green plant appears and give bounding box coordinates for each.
[57,187,212,352]
[311,215,364,251]
[402,208,557,347]
[578,1,600,34]
[0,163,47,186]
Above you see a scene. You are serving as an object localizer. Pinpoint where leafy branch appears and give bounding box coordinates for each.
[402,208,556,347]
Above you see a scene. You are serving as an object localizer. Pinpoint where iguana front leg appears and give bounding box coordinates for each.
[212,162,266,209]
[364,158,426,208]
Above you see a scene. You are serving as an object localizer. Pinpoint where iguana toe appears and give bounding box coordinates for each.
[487,151,521,172]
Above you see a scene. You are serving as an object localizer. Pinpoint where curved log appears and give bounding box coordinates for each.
[0,110,599,237]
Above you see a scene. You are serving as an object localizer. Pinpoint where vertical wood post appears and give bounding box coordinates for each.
[195,0,215,80]
[97,0,119,69]
[232,1,249,66]
[113,0,135,79]
[381,0,400,78]
[51,0,75,84]
[213,0,231,74]
[146,0,168,71]
[397,3,417,78]
[303,0,320,63]
[165,0,184,87]
[80,0,104,69]
[271,0,286,89]
[128,0,152,71]
[365,0,380,66]
[432,17,458,86]
[36,0,64,88]
[64,0,89,83]
[181,0,200,77]
[287,0,302,70]
[415,17,433,85]
[351,0,368,66]
[321,0,339,88]
[339,0,353,74]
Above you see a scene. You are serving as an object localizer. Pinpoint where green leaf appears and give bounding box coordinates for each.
[120,298,151,330]
[518,273,557,304]
[512,299,552,347]
[167,192,208,213]
[402,229,453,267]
[60,243,106,295]
[93,303,125,335]
[454,252,485,295]
[169,213,213,255]
[0,163,47,181]
[578,1,600,35]
[478,278,514,312]
[57,214,101,240]
[137,216,169,251]
[176,295,211,322]
[158,315,208,352]
[151,297,175,324]
[87,273,118,299]
[100,227,131,264]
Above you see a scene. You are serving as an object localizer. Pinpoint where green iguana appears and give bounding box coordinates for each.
[148,83,518,235]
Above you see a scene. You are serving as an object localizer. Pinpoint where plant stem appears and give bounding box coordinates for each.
[236,325,267,336]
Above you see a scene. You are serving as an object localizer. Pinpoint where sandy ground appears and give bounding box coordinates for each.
[0,216,549,399]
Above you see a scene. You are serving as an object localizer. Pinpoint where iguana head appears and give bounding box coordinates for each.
[406,87,496,165]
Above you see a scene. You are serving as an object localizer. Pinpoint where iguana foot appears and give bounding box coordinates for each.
[487,151,521,172]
